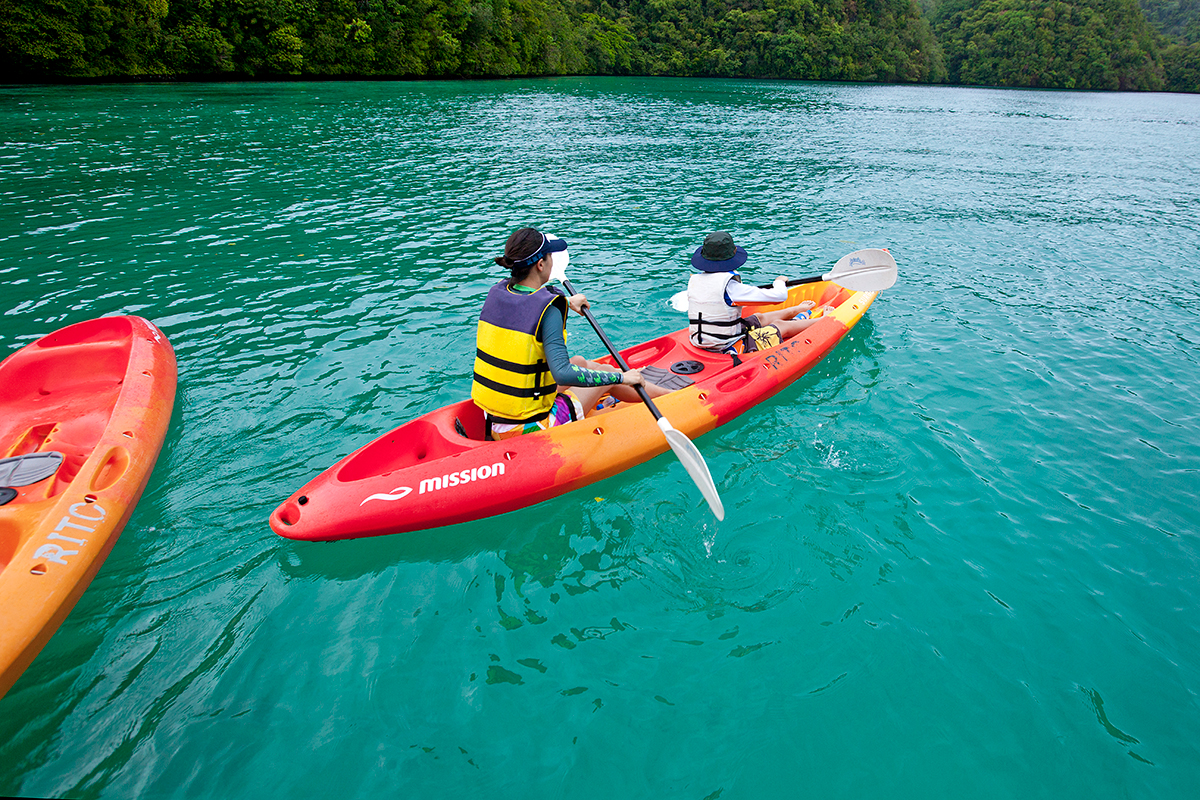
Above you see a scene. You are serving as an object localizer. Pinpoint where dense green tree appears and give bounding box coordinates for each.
[0,0,1196,91]
[1138,0,1200,91]
[935,0,1164,89]
[578,0,944,81]
[1,0,167,76]
[1162,39,1200,87]
[1139,0,1200,40]
[0,0,94,76]
[578,11,640,73]
[265,23,303,73]
[163,20,235,73]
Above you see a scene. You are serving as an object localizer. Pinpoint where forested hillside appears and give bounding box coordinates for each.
[933,0,1164,90]
[1139,0,1200,88]
[1141,0,1200,39]
[0,0,942,82]
[0,0,1197,91]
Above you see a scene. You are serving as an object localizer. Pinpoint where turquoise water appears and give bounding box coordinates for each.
[2,77,1199,798]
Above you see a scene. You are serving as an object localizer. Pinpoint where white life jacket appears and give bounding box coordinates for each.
[688,272,747,350]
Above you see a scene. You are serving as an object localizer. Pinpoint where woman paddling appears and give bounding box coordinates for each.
[471,227,664,441]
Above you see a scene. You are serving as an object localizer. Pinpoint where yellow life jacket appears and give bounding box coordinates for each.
[471,281,568,423]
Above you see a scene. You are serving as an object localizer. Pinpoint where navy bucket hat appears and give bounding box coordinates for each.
[691,231,748,272]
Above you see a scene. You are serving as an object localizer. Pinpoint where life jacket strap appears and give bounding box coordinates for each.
[475,348,548,375]
[689,312,748,347]
[473,372,557,400]
[484,409,552,426]
[688,316,745,329]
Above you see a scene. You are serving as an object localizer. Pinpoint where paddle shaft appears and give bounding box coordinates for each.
[559,274,725,520]
[561,278,659,418]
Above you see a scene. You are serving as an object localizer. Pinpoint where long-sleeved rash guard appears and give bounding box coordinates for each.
[538,302,622,388]
[725,275,788,305]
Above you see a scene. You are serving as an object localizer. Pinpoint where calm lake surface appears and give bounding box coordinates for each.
[2,77,1199,799]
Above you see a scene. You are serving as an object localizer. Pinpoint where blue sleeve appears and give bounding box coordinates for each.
[540,306,623,388]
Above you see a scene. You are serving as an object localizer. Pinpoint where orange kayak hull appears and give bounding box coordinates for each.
[271,282,876,542]
[0,316,176,699]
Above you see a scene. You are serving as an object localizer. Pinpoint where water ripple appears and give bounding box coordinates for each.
[3,79,1200,800]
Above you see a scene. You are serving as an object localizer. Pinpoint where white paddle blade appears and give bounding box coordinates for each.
[669,289,688,312]
[658,417,725,521]
[829,248,897,292]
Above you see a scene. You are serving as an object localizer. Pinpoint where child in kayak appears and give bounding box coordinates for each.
[472,227,666,440]
[687,231,833,353]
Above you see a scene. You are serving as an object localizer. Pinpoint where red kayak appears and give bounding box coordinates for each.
[271,275,883,542]
[0,316,176,698]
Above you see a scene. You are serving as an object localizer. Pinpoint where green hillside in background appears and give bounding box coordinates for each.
[1,0,1198,91]
[1140,0,1200,39]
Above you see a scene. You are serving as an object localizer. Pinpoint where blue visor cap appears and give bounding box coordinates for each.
[514,233,569,268]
